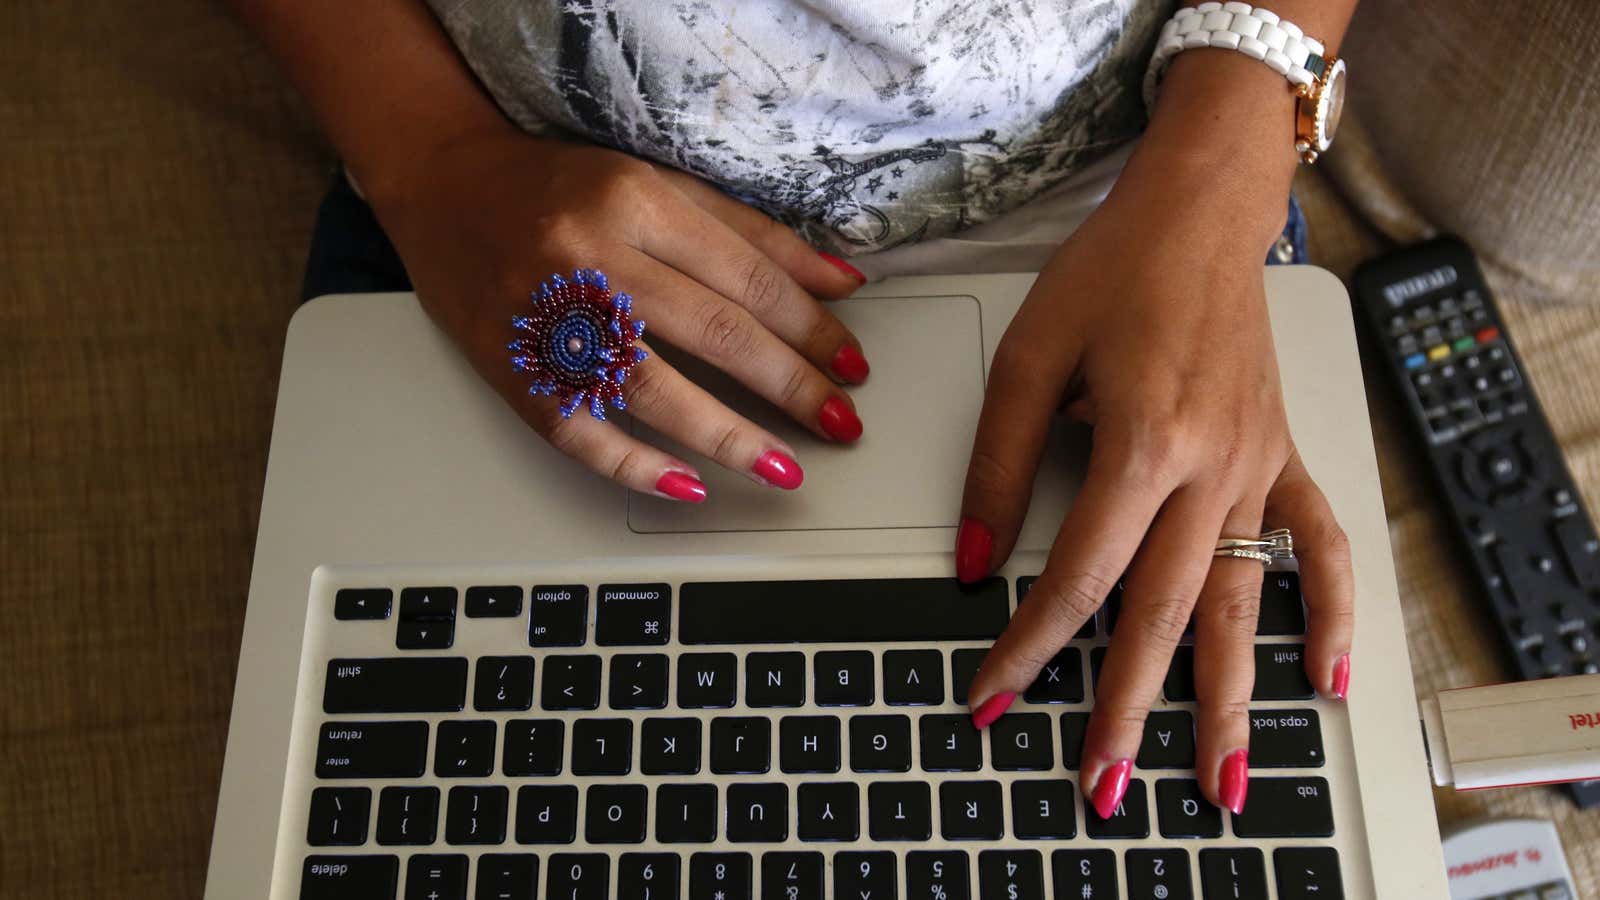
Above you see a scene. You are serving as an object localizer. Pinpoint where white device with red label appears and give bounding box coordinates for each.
[1441,818,1576,900]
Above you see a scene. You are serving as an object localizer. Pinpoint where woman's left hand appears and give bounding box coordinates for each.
[955,142,1354,818]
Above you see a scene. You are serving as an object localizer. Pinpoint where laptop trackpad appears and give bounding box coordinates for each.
[628,294,986,534]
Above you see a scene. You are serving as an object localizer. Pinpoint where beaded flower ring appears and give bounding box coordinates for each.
[509,268,647,421]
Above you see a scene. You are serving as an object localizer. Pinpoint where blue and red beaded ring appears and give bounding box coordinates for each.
[509,268,647,421]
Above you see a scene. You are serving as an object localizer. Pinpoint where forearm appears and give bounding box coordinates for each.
[230,0,518,207]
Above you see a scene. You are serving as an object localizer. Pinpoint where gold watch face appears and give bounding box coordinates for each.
[1316,58,1347,152]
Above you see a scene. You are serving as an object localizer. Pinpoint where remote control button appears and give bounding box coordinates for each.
[1397,334,1419,354]
[1414,305,1435,323]
[1554,517,1600,588]
[1404,352,1427,370]
[1477,325,1501,343]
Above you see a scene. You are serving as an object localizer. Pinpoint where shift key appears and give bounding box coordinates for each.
[1252,645,1315,700]
[323,657,467,713]
[314,721,428,778]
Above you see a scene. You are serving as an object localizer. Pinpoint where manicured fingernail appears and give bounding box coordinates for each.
[955,517,993,583]
[752,450,804,490]
[831,344,870,384]
[1091,759,1134,820]
[818,251,866,285]
[818,396,863,442]
[1219,749,1249,815]
[654,471,707,503]
[970,692,1015,730]
[1331,653,1351,701]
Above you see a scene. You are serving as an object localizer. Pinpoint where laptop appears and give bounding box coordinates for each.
[203,270,1450,898]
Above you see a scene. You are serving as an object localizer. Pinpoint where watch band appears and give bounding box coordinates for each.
[1143,2,1331,109]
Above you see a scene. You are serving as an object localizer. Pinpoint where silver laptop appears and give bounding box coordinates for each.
[203,271,1449,899]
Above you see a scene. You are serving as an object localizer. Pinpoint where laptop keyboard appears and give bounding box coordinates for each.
[282,569,1352,900]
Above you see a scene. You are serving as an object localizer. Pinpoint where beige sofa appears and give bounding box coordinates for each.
[1,0,1596,895]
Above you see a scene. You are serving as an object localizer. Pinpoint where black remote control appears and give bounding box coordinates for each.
[1352,236,1600,807]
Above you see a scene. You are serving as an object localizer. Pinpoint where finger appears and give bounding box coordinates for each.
[964,425,1169,718]
[956,330,1083,582]
[1081,490,1229,820]
[628,255,864,444]
[658,169,867,300]
[641,199,871,385]
[1266,450,1355,699]
[1192,498,1266,815]
[621,340,808,489]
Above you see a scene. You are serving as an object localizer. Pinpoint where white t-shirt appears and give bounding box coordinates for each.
[428,0,1170,275]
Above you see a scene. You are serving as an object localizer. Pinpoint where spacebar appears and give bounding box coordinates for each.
[679,577,1009,644]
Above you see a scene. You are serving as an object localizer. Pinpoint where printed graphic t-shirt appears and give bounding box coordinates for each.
[427,1,1171,266]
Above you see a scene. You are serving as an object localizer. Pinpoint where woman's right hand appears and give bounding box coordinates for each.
[369,131,871,501]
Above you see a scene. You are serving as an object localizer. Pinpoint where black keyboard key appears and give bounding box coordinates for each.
[445,785,508,845]
[814,650,874,706]
[1155,778,1222,838]
[990,713,1053,771]
[882,649,945,705]
[657,784,718,843]
[306,787,370,846]
[300,855,397,900]
[529,585,588,647]
[680,578,1008,643]
[572,718,632,775]
[376,786,439,846]
[641,718,702,776]
[1273,847,1344,900]
[400,587,457,620]
[1052,850,1117,900]
[1023,647,1084,703]
[1010,779,1075,839]
[951,649,986,705]
[1164,647,1197,702]
[867,781,932,841]
[515,785,578,844]
[435,720,496,777]
[315,721,428,779]
[1137,711,1195,769]
[1018,576,1095,637]
[547,854,609,900]
[978,849,1044,900]
[1201,848,1269,900]
[474,656,534,712]
[1125,849,1191,900]
[908,851,970,900]
[678,652,738,708]
[475,854,538,900]
[1090,647,1108,694]
[405,854,467,900]
[850,714,912,773]
[397,619,454,649]
[797,782,859,841]
[920,714,982,771]
[465,585,522,618]
[939,780,1003,841]
[745,651,806,707]
[596,583,672,645]
[690,853,752,900]
[619,853,680,900]
[835,851,896,900]
[1085,778,1149,839]
[1258,572,1307,634]
[540,655,601,710]
[1253,645,1316,700]
[1232,777,1334,838]
[780,716,841,773]
[1249,709,1326,767]
[585,784,648,844]
[711,716,772,774]
[334,588,392,620]
[1060,712,1088,769]
[323,658,467,714]
[727,783,789,842]
[502,719,564,776]
[610,653,670,710]
[761,851,822,900]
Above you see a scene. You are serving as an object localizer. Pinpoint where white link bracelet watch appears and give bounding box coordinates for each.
[1144,1,1348,163]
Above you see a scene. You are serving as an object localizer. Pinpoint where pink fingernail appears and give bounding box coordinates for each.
[955,517,993,584]
[831,344,871,384]
[818,251,866,285]
[654,471,707,503]
[1091,759,1134,820]
[818,396,863,443]
[752,450,804,490]
[1219,749,1249,815]
[970,692,1015,730]
[1331,653,1351,701]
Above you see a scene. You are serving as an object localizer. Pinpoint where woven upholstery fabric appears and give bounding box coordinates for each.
[3,0,1599,897]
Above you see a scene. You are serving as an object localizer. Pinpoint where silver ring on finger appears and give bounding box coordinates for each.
[1213,527,1294,566]
[509,267,648,421]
